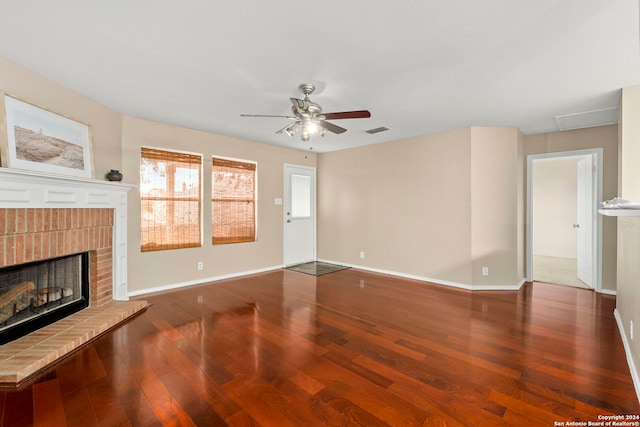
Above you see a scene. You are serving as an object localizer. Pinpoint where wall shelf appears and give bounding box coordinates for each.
[598,209,640,217]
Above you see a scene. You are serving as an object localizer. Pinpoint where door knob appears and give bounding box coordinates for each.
[573,224,580,228]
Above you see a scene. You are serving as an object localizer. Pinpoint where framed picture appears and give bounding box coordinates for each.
[1,94,94,178]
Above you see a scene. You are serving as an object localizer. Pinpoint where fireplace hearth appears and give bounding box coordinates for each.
[0,252,89,345]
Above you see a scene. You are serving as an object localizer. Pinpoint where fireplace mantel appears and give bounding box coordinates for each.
[0,168,134,300]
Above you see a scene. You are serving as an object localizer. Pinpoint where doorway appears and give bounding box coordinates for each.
[526,149,603,292]
[283,164,316,266]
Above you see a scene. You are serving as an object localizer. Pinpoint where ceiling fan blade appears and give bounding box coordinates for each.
[241,114,297,119]
[322,110,371,120]
[317,120,347,134]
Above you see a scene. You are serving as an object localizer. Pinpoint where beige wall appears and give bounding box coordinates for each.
[523,125,618,291]
[317,126,524,289]
[532,157,580,258]
[318,128,473,285]
[616,84,640,397]
[517,131,525,283]
[619,85,640,201]
[0,55,319,294]
[0,53,623,296]
[470,127,524,287]
[121,116,316,293]
[0,57,123,176]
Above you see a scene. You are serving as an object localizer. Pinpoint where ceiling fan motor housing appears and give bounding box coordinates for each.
[299,83,315,96]
[292,101,322,117]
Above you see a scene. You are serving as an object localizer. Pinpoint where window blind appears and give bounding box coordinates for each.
[140,147,202,252]
[212,157,256,244]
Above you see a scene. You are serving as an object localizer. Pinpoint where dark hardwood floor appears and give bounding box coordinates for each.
[1,268,638,426]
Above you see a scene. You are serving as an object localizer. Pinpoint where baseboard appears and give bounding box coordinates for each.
[127,265,283,297]
[317,259,526,291]
[533,254,577,260]
[614,308,640,405]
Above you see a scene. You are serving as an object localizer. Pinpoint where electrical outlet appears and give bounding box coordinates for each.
[197,261,204,271]
[482,267,489,276]
[359,251,365,259]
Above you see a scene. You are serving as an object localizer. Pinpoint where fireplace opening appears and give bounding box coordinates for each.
[0,252,89,345]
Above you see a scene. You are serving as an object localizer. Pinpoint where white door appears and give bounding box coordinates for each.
[284,164,316,266]
[576,156,594,287]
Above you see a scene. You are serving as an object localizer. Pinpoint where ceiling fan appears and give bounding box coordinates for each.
[241,83,371,142]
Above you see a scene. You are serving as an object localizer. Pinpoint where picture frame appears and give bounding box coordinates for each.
[1,94,94,178]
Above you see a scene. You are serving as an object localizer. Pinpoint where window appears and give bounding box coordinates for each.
[290,173,311,218]
[212,157,256,244]
[140,147,202,252]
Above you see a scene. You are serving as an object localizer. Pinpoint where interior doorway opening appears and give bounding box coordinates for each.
[526,149,603,292]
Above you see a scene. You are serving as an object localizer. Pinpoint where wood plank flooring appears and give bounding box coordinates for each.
[0,268,638,426]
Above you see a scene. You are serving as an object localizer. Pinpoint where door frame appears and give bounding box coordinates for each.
[283,163,316,266]
[525,148,603,292]
[576,155,594,287]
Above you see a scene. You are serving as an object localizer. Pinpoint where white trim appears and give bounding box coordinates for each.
[600,288,617,296]
[317,259,527,291]
[526,149,604,293]
[614,309,640,405]
[127,265,283,297]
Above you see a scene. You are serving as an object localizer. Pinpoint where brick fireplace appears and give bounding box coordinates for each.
[0,169,147,386]
[1,207,114,306]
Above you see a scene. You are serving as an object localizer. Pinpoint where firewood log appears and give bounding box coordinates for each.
[0,281,35,323]
[33,286,74,306]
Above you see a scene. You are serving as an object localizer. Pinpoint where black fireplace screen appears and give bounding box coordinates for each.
[0,252,89,344]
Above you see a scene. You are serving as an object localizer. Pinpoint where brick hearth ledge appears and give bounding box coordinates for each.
[0,300,147,386]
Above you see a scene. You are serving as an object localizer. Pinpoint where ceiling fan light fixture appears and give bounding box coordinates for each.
[305,122,318,134]
[301,127,310,141]
[284,123,298,138]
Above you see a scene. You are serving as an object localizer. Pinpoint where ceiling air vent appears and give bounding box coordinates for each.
[365,126,390,134]
[555,107,618,131]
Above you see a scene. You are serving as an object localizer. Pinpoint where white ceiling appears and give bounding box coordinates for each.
[0,1,638,153]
